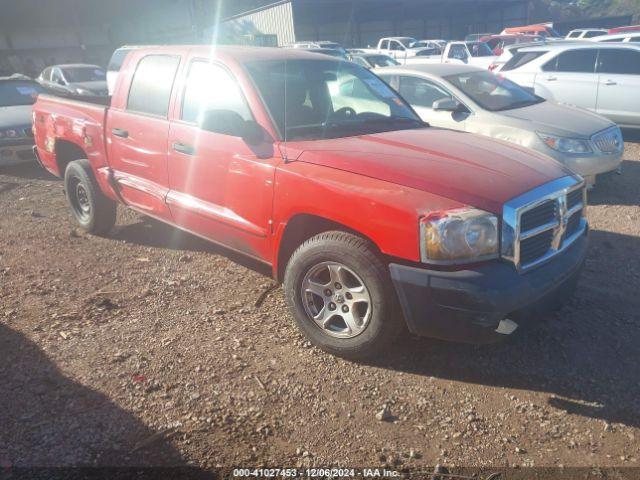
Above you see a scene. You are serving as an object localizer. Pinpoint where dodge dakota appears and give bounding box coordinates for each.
[33,46,588,359]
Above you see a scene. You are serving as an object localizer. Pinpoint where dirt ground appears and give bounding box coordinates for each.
[1,134,639,474]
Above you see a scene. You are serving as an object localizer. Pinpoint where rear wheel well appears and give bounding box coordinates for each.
[276,214,382,282]
[55,140,87,177]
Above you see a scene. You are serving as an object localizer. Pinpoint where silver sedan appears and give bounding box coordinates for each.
[374,63,623,186]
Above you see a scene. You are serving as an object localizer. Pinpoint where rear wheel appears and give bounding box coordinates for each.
[284,231,403,359]
[64,159,116,235]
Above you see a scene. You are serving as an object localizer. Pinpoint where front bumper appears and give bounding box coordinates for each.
[539,142,622,186]
[389,233,588,343]
[0,140,36,166]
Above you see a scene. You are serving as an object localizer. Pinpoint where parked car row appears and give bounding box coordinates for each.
[0,74,44,166]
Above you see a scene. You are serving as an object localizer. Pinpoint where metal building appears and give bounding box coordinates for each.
[221,0,532,47]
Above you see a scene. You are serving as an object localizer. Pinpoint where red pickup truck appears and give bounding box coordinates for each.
[33,46,588,359]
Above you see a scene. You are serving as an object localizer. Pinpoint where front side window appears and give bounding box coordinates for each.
[245,59,423,141]
[544,49,598,73]
[390,41,404,51]
[630,36,640,43]
[567,31,581,39]
[182,61,252,124]
[398,76,452,108]
[127,55,180,117]
[597,49,640,75]
[445,70,544,111]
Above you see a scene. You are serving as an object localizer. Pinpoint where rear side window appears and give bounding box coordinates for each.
[501,51,546,71]
[602,38,624,42]
[543,49,597,73]
[597,49,640,75]
[567,31,581,39]
[584,31,605,38]
[127,55,180,117]
[631,37,640,43]
[398,76,452,108]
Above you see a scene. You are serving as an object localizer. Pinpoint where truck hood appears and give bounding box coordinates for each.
[0,104,32,129]
[498,100,615,138]
[283,128,574,214]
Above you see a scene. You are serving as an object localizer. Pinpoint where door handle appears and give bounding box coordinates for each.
[172,142,196,156]
[546,76,557,81]
[112,128,129,138]
[604,80,617,86]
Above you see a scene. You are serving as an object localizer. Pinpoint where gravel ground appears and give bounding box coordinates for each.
[0,134,639,474]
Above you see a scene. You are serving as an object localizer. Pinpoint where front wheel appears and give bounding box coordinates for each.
[284,231,403,359]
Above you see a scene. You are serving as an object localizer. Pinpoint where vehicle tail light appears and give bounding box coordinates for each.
[488,63,499,71]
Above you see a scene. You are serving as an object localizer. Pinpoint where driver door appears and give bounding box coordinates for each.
[167,58,277,258]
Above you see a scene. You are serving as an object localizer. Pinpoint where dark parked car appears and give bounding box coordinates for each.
[0,74,44,166]
[37,64,108,98]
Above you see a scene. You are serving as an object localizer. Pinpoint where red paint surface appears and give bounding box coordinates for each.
[33,45,571,276]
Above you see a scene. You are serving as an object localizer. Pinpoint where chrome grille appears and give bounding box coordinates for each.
[502,176,587,272]
[520,200,556,232]
[592,127,623,154]
[520,230,554,265]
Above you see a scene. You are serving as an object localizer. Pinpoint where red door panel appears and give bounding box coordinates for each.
[106,110,172,218]
[167,122,278,260]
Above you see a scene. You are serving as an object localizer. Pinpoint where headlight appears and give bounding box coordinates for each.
[420,208,499,264]
[537,132,592,154]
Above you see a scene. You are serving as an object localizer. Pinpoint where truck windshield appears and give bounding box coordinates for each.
[0,80,44,107]
[245,59,424,141]
[445,71,544,112]
[63,67,106,82]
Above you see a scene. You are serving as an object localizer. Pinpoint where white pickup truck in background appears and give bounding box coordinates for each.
[363,38,497,68]
[410,41,498,68]
[362,37,442,62]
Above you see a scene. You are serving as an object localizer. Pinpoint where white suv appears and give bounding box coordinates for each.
[499,43,640,128]
[591,32,640,43]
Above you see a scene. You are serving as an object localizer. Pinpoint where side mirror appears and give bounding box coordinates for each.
[199,110,263,144]
[433,98,462,112]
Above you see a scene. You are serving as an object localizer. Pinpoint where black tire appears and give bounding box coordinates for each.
[284,231,404,360]
[64,159,116,235]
